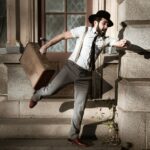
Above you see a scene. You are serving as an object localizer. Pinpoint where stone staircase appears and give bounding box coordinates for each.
[0,98,116,139]
[0,139,121,150]
[0,54,120,149]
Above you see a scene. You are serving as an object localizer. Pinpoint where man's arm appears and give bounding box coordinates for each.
[113,39,130,48]
[39,31,73,54]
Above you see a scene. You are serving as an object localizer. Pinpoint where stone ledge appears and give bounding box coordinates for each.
[125,20,150,25]
[0,54,21,64]
[0,99,114,121]
[118,0,150,22]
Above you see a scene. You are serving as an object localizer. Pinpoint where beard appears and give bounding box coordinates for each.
[96,26,106,37]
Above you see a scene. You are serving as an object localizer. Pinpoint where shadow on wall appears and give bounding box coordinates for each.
[117,0,125,5]
[118,21,150,59]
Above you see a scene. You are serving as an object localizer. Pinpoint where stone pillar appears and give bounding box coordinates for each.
[20,0,36,47]
[117,0,150,149]
[6,0,38,52]
[6,0,20,53]
[105,0,118,38]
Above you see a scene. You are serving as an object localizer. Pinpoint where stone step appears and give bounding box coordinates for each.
[0,139,121,150]
[0,118,116,139]
[0,98,114,120]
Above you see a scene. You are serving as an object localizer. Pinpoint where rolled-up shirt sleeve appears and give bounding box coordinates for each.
[70,26,85,38]
[107,37,118,46]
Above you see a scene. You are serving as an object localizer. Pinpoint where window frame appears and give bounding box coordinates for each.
[38,0,92,52]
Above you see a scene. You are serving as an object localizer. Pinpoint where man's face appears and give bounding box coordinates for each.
[95,18,109,36]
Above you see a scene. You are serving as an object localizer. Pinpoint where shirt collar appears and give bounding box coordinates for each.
[92,27,98,35]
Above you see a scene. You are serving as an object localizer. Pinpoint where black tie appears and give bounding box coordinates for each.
[88,35,98,71]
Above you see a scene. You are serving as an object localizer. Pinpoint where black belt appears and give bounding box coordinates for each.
[67,60,90,72]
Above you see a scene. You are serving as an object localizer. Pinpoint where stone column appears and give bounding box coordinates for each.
[117,0,150,149]
[105,0,118,38]
[20,0,36,47]
[6,0,20,53]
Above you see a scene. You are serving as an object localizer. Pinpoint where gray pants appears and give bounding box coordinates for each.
[32,60,91,139]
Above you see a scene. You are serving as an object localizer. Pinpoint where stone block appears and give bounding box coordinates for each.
[147,114,150,149]
[118,0,150,22]
[0,99,19,118]
[7,64,33,100]
[120,51,150,78]
[123,25,150,50]
[0,96,7,102]
[0,54,21,63]
[20,99,113,121]
[118,79,150,112]
[0,64,7,95]
[117,108,147,150]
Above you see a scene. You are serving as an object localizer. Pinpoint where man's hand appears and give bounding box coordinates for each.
[39,45,47,54]
[114,39,131,48]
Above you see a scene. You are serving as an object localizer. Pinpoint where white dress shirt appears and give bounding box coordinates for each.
[68,26,117,70]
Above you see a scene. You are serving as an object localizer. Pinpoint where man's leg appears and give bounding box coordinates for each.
[29,64,74,108]
[69,79,90,140]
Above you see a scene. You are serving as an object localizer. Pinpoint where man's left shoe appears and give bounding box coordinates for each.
[68,138,89,147]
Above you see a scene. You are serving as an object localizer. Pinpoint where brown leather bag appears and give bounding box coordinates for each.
[20,42,56,90]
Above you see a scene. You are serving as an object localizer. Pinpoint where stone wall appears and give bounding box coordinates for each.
[117,0,150,149]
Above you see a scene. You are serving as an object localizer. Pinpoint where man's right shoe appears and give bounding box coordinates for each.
[68,138,89,147]
[29,99,37,108]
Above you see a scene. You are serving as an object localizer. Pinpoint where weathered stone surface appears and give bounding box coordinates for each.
[147,114,150,149]
[20,99,113,121]
[118,0,150,22]
[123,25,150,50]
[120,51,150,78]
[0,64,7,95]
[0,118,115,139]
[102,64,118,100]
[0,54,21,63]
[0,99,19,118]
[0,139,121,150]
[117,79,150,112]
[117,108,147,150]
[7,64,33,100]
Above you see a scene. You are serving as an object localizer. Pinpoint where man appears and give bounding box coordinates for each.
[29,10,129,147]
